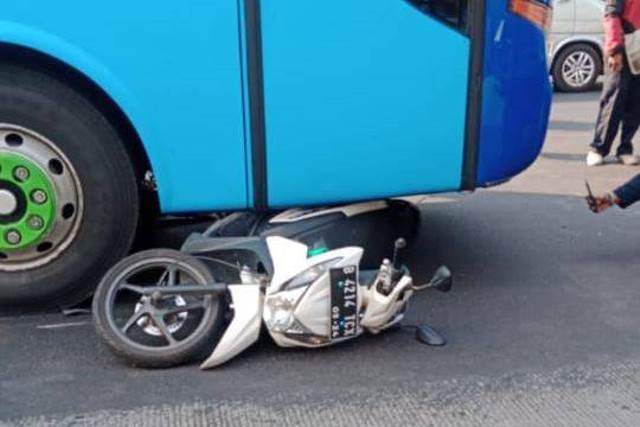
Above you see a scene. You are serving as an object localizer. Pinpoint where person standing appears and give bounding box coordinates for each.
[587,0,640,167]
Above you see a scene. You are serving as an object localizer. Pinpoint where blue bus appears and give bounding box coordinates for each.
[0,0,552,307]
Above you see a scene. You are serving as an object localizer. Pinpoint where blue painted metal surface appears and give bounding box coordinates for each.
[0,1,249,212]
[477,0,553,186]
[260,1,470,207]
[0,1,553,211]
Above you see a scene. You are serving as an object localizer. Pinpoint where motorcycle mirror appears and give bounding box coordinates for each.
[416,323,447,346]
[427,266,453,293]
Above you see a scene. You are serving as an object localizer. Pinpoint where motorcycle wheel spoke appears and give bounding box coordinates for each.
[122,310,147,333]
[152,315,178,345]
[167,267,178,286]
[163,301,205,316]
[120,283,146,294]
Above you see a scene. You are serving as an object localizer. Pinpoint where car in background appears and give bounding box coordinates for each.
[548,0,605,92]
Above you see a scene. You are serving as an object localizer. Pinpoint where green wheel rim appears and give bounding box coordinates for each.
[0,124,83,271]
[0,152,56,250]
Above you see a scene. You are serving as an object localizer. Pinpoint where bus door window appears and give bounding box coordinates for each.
[407,0,469,32]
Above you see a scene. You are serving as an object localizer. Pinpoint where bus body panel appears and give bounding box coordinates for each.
[0,1,553,211]
[260,1,470,207]
[477,0,552,186]
[0,1,249,212]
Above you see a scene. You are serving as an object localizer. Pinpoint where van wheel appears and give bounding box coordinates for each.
[0,65,139,309]
[553,44,601,93]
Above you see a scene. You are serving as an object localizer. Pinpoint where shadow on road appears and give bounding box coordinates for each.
[552,88,601,104]
[547,120,595,132]
[539,152,587,162]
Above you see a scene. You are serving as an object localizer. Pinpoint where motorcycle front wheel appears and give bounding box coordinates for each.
[92,249,225,368]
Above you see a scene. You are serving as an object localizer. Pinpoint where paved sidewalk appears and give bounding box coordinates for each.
[5,360,639,427]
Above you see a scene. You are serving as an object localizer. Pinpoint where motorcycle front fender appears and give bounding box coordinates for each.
[361,275,413,334]
[200,284,263,370]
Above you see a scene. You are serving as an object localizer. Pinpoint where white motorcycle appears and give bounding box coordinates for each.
[92,202,453,369]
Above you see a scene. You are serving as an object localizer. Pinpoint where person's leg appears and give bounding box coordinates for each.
[618,71,640,156]
[591,68,630,156]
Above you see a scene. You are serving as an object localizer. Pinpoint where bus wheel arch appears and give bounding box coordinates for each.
[0,44,157,308]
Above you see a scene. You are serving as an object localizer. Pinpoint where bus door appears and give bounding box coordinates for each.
[254,0,477,208]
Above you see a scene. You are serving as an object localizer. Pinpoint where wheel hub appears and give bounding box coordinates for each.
[0,125,83,270]
[135,295,189,337]
[0,152,56,251]
[562,52,595,88]
[0,189,18,216]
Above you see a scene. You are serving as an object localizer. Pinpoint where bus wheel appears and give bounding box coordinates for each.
[0,65,139,309]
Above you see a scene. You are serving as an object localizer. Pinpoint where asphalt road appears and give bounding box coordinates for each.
[2,91,640,426]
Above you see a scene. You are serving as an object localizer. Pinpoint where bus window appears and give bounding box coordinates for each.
[407,0,469,32]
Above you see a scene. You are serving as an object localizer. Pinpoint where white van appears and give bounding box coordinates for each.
[549,0,605,92]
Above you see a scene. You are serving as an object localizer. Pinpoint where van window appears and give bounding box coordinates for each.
[407,0,469,32]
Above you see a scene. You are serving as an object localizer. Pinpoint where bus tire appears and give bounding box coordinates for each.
[0,65,139,309]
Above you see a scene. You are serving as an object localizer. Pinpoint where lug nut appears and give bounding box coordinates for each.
[5,230,21,245]
[31,190,47,204]
[13,166,30,182]
[28,215,44,230]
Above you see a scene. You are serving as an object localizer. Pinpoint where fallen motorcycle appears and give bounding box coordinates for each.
[92,202,453,369]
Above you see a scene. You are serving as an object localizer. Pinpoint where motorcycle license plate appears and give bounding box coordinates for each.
[330,266,359,341]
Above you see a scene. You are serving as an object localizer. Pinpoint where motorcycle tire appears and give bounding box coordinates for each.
[93,249,225,368]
